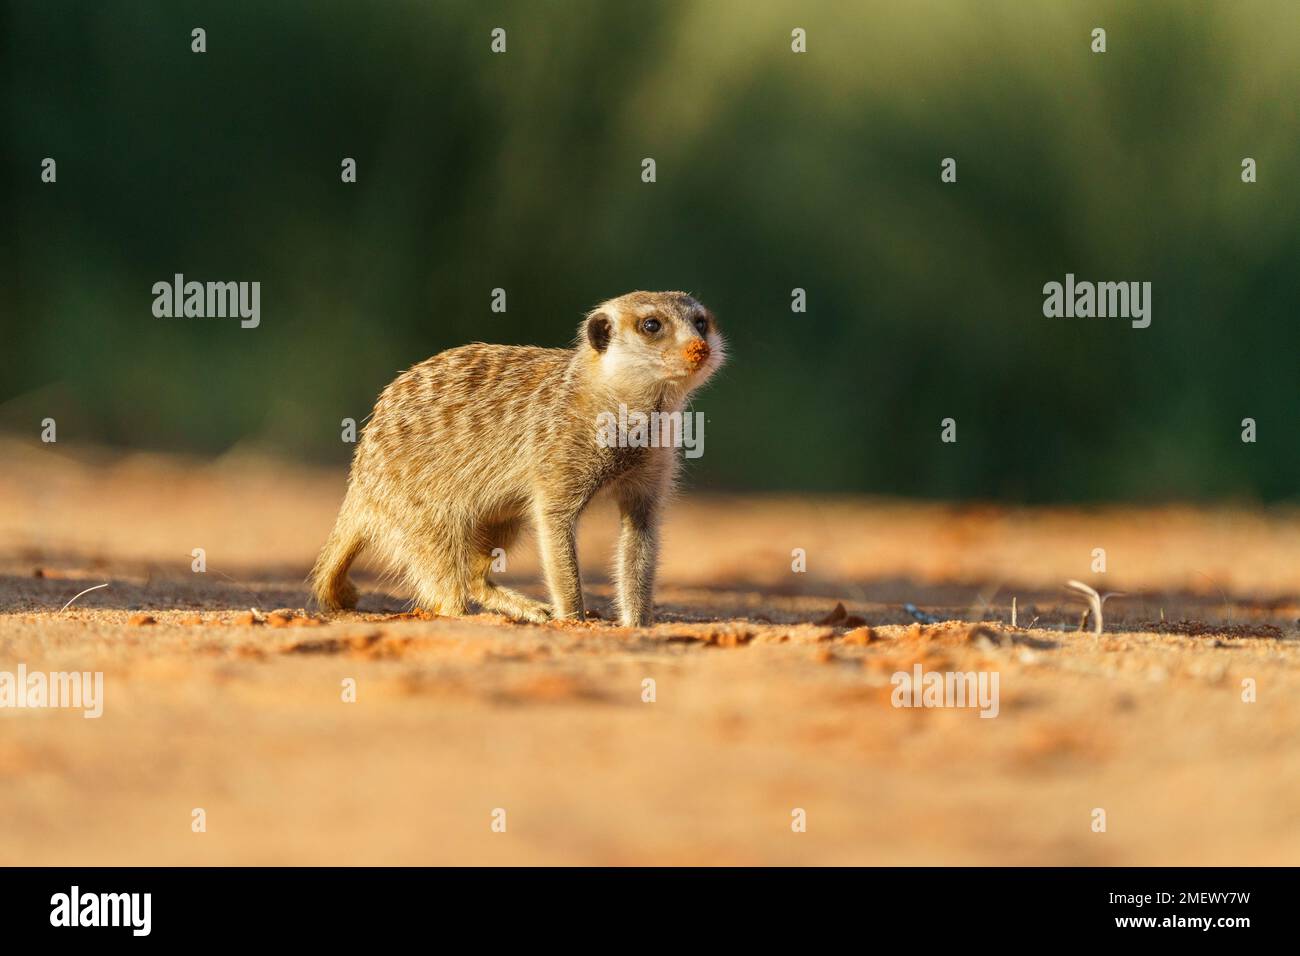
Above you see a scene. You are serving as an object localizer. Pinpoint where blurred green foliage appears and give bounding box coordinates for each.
[3,1,1298,501]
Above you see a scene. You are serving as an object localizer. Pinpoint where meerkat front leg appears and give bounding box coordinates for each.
[615,492,660,627]
[534,505,585,620]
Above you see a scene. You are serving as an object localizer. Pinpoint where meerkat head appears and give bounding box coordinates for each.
[580,291,726,402]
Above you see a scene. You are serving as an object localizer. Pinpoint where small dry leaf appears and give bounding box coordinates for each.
[842,626,878,645]
[817,602,849,625]
[816,602,867,628]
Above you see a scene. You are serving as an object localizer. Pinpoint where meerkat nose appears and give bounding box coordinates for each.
[684,338,710,369]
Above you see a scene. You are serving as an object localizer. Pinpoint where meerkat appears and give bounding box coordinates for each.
[310,291,725,626]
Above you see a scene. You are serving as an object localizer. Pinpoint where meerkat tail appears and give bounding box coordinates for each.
[310,517,364,611]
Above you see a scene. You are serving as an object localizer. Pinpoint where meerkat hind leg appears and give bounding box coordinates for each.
[409,573,469,616]
[474,582,553,623]
[399,520,474,616]
[467,531,552,623]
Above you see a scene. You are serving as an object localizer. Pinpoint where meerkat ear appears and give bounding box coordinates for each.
[586,312,612,353]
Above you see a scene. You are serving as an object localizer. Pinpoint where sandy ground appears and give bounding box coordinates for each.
[1,437,1298,865]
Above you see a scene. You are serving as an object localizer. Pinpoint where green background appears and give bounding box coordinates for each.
[4,1,1297,501]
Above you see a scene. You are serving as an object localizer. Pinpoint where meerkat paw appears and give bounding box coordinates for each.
[475,584,552,624]
[512,603,553,625]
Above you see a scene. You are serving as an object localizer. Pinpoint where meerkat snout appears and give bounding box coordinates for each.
[684,338,710,370]
[310,290,723,629]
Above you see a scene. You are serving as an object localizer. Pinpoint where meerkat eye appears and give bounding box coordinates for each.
[693,316,709,335]
[641,317,662,334]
